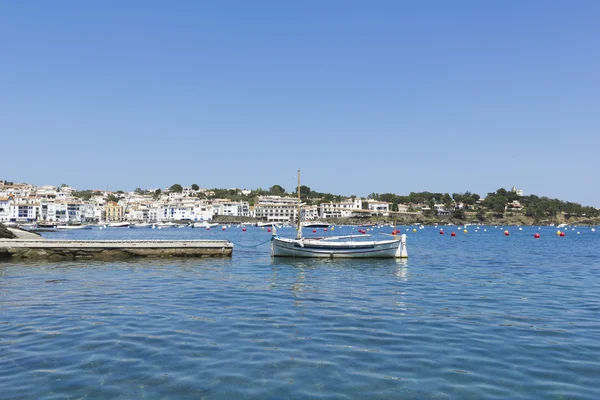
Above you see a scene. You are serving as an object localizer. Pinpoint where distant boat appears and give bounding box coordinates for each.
[155,222,177,229]
[557,223,568,228]
[192,221,219,229]
[130,223,152,229]
[303,221,330,228]
[56,224,91,230]
[256,221,278,227]
[108,222,130,228]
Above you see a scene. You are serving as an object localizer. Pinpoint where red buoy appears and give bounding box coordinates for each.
[451,232,456,237]
[439,229,444,235]
[534,233,540,239]
[560,232,565,237]
[392,231,396,235]
[242,227,246,232]
[504,230,510,236]
[324,228,327,232]
[267,228,272,232]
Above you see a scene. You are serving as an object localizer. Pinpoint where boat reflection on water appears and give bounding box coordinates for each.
[269,257,409,293]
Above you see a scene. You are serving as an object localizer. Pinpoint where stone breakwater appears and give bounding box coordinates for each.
[0,223,16,239]
[0,239,233,260]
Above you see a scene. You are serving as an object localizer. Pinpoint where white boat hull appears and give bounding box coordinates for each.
[130,223,152,228]
[108,222,130,228]
[271,236,406,258]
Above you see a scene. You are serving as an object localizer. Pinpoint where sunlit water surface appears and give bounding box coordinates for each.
[1,225,599,399]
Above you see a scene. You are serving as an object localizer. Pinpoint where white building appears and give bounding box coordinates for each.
[213,201,250,217]
[0,196,13,222]
[36,185,58,198]
[365,200,390,216]
[319,198,362,219]
[254,196,300,223]
[511,185,524,197]
[159,205,194,221]
[191,204,215,221]
[10,203,40,222]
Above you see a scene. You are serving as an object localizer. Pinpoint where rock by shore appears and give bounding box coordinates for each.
[0,223,17,239]
[0,223,44,240]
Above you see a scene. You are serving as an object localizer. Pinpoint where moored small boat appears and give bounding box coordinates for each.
[108,222,130,228]
[130,223,153,228]
[56,224,92,230]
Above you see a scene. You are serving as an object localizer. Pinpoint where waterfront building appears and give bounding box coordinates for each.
[254,196,300,223]
[212,200,250,217]
[365,200,391,216]
[105,201,123,221]
[191,204,215,221]
[0,196,13,222]
[10,202,39,222]
[396,204,410,213]
[319,198,362,219]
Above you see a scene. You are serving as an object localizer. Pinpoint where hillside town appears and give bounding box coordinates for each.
[0,181,482,224]
[1,180,598,226]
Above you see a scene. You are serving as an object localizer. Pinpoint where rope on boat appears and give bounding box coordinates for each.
[229,238,273,249]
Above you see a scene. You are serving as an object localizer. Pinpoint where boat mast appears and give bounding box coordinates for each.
[296,169,302,239]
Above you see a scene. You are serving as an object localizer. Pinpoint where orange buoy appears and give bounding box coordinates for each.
[534,233,540,239]
[451,232,456,237]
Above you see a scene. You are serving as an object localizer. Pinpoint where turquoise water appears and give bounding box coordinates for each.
[1,225,599,399]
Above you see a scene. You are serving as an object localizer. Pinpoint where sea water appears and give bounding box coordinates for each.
[1,225,599,399]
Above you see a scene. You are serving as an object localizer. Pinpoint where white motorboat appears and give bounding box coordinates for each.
[108,222,130,228]
[303,221,330,228]
[192,221,219,229]
[270,170,407,259]
[155,222,177,229]
[256,221,278,227]
[56,224,92,230]
[130,223,153,228]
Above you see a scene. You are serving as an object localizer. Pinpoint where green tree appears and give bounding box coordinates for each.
[191,183,199,191]
[106,194,119,203]
[452,208,465,220]
[169,184,183,193]
[476,208,486,221]
[153,188,162,199]
[134,188,144,195]
[269,185,286,195]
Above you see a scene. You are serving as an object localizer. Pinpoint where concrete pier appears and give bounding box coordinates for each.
[0,239,233,259]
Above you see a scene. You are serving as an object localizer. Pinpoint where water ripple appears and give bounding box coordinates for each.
[1,226,599,398]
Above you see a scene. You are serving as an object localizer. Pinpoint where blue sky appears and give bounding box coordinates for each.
[1,1,599,205]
